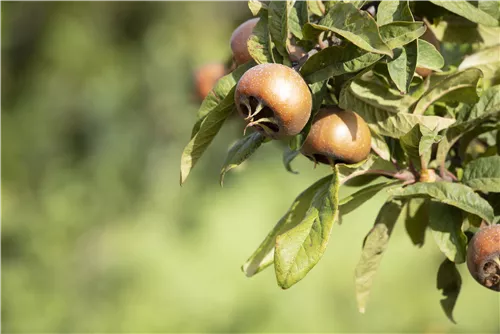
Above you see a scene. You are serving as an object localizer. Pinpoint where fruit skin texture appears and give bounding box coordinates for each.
[467,224,500,291]
[301,107,372,164]
[416,21,441,78]
[194,63,226,101]
[230,18,259,66]
[235,63,312,139]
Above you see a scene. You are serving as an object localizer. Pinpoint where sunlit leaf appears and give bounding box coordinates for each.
[462,156,500,193]
[430,0,499,27]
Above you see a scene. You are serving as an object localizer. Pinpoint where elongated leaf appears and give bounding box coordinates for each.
[400,123,442,169]
[248,13,276,64]
[479,1,500,21]
[300,44,383,84]
[308,2,392,56]
[462,156,500,193]
[437,258,461,324]
[370,130,391,161]
[416,39,444,71]
[220,132,267,186]
[413,68,483,115]
[429,202,467,263]
[387,41,418,93]
[248,0,267,16]
[275,167,340,289]
[355,199,403,313]
[181,90,236,185]
[268,1,291,64]
[436,85,500,166]
[289,1,308,39]
[377,1,413,25]
[242,175,331,277]
[283,146,300,174]
[193,63,254,136]
[403,198,429,247]
[430,1,499,27]
[308,0,325,17]
[390,182,495,223]
[379,22,426,50]
[340,85,455,138]
[339,180,402,216]
[459,45,500,87]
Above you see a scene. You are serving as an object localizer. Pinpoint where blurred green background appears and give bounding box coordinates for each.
[2,2,499,333]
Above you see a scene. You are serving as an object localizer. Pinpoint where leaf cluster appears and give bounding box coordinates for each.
[180,0,500,321]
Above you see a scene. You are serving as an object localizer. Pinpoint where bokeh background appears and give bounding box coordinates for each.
[2,2,499,333]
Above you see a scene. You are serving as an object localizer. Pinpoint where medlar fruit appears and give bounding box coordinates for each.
[301,107,372,165]
[193,63,226,101]
[234,63,312,139]
[230,18,259,66]
[467,224,500,291]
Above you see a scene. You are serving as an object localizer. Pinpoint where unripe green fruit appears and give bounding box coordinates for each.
[230,18,259,66]
[235,63,312,139]
[301,107,372,165]
[467,224,500,291]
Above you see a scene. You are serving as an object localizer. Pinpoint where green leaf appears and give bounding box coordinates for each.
[379,22,426,50]
[339,180,402,216]
[242,174,331,277]
[430,0,499,27]
[268,1,292,65]
[370,130,391,161]
[429,201,467,263]
[387,41,418,93]
[283,146,300,174]
[403,198,429,248]
[289,1,308,40]
[416,39,445,71]
[478,1,500,22]
[307,2,393,57]
[400,123,442,169]
[275,167,340,289]
[340,83,455,138]
[355,199,403,313]
[459,45,500,89]
[390,182,495,223]
[248,13,278,64]
[181,90,236,185]
[248,0,267,16]
[377,0,413,25]
[307,0,325,17]
[436,85,500,166]
[193,63,254,136]
[219,132,267,186]
[462,156,500,193]
[300,44,383,84]
[436,258,461,324]
[413,68,483,115]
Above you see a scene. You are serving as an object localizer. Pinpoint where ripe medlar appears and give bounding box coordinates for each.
[193,63,226,101]
[234,63,312,139]
[301,107,372,165]
[467,224,500,291]
[230,18,259,66]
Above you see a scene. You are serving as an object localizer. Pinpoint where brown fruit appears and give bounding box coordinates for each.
[230,18,259,66]
[301,107,372,165]
[467,224,500,291]
[194,63,226,101]
[416,20,441,78]
[235,63,312,139]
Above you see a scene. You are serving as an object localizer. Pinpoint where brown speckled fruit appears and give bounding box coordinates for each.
[194,63,226,101]
[230,18,259,66]
[467,224,500,291]
[416,21,441,78]
[235,63,312,139]
[301,107,372,165]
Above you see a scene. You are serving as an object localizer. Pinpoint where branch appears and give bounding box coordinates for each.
[340,169,414,186]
